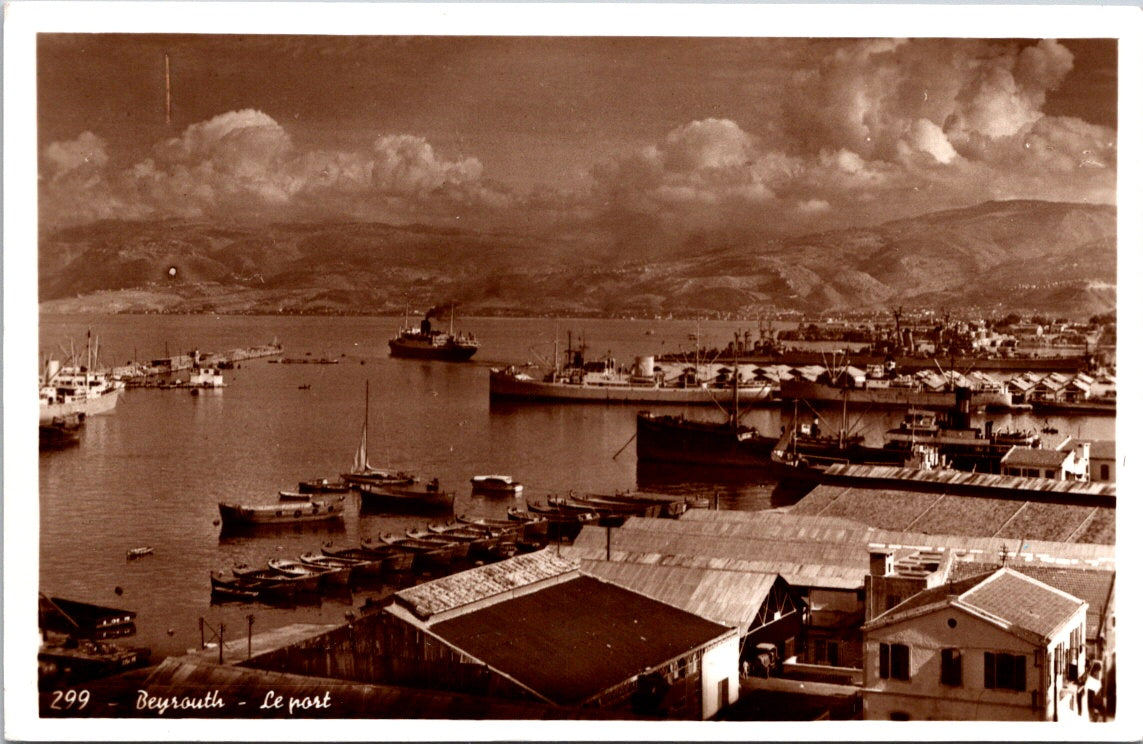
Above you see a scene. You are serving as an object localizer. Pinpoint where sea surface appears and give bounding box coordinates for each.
[36,314,1116,660]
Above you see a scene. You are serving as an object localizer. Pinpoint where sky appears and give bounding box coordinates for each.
[37,34,1119,253]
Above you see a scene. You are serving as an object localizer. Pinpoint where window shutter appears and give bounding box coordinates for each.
[1014,655,1026,691]
[984,652,996,689]
[879,643,889,679]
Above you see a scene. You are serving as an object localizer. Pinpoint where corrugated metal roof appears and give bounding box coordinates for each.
[566,525,869,589]
[791,484,1115,545]
[638,510,1114,568]
[818,463,1116,497]
[582,560,778,631]
[428,576,733,706]
[394,548,579,620]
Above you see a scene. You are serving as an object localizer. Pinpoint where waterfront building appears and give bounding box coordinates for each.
[1062,438,1116,482]
[862,568,1088,721]
[380,549,740,719]
[580,561,806,675]
[1001,445,1088,481]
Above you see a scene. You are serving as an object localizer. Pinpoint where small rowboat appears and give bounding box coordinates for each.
[317,546,385,578]
[375,533,461,570]
[227,567,311,599]
[278,490,312,502]
[354,540,417,573]
[238,562,322,593]
[300,551,372,581]
[210,571,296,604]
[126,547,154,560]
[269,557,349,588]
[470,475,523,496]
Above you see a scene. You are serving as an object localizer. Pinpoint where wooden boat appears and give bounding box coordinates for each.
[357,478,455,513]
[217,496,345,528]
[233,564,322,594]
[462,512,544,539]
[526,499,600,524]
[317,546,386,578]
[407,527,479,559]
[218,570,302,602]
[555,493,661,518]
[596,491,690,517]
[352,541,417,573]
[40,413,85,450]
[209,572,297,604]
[125,546,154,560]
[298,478,350,494]
[470,475,523,496]
[269,557,349,588]
[340,380,419,488]
[299,551,372,582]
[278,490,312,502]
[376,533,462,569]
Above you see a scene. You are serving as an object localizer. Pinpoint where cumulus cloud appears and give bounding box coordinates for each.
[591,39,1114,250]
[40,110,496,228]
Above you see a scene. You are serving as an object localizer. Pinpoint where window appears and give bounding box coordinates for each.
[984,652,1026,691]
[879,643,910,681]
[940,648,962,686]
[1100,464,1110,480]
[1045,470,1056,479]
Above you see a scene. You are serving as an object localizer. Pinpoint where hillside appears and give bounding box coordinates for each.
[38,200,1117,317]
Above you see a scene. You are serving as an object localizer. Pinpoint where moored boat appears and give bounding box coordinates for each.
[217,496,345,528]
[317,546,386,578]
[470,474,524,496]
[298,478,350,494]
[357,478,455,513]
[278,490,312,502]
[352,541,417,573]
[40,413,85,450]
[268,557,349,589]
[340,380,419,488]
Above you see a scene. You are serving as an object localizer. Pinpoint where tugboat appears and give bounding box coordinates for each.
[388,304,478,361]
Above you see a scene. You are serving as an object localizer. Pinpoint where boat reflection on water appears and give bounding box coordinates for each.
[217,519,348,545]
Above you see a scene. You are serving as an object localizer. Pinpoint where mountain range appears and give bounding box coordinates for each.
[38,199,1116,318]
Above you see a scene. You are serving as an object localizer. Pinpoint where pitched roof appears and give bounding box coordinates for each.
[580,560,782,632]
[960,568,1087,640]
[867,568,1086,643]
[392,548,578,621]
[425,576,733,706]
[949,562,1114,643]
[1001,447,1070,467]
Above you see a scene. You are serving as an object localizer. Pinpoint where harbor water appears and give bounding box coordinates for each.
[37,314,1116,659]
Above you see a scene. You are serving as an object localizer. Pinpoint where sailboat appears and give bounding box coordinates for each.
[339,380,417,488]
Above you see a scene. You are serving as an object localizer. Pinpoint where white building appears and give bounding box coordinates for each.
[863,568,1088,721]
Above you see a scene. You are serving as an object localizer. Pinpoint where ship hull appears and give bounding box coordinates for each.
[490,369,772,405]
[635,412,778,467]
[39,386,123,425]
[388,340,478,361]
[778,379,1014,410]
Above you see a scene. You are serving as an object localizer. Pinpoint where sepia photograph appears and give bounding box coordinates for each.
[5,2,1139,740]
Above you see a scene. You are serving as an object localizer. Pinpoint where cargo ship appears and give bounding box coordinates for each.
[388,305,478,361]
[489,354,773,405]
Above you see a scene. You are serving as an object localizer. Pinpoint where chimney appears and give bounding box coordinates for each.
[870,550,893,577]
